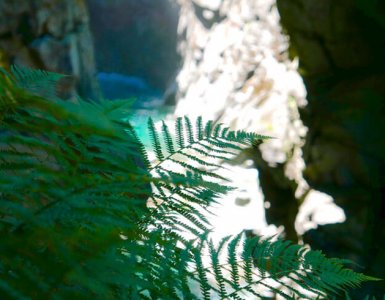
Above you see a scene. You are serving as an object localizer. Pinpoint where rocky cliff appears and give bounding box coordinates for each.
[174,0,310,242]
[0,0,100,100]
[277,0,385,296]
[174,0,385,297]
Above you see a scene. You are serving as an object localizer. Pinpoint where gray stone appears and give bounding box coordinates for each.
[0,0,100,100]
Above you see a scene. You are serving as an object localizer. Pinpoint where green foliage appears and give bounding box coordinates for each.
[0,65,66,101]
[0,66,379,299]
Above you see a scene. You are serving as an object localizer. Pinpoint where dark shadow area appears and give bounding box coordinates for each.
[86,0,180,94]
[277,0,385,298]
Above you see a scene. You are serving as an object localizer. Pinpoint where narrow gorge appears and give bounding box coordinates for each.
[1,0,384,297]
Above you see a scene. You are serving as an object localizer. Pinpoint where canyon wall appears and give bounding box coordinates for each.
[277,0,385,296]
[174,0,385,296]
[0,0,100,99]
[174,0,309,242]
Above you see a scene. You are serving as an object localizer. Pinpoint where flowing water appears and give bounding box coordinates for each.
[97,71,174,146]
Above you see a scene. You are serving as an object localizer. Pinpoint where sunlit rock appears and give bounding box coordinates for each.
[295,190,346,235]
[173,0,344,240]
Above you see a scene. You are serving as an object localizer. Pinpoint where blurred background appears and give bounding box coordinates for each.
[0,0,384,298]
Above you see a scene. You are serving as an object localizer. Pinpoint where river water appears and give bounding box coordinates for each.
[97,72,174,145]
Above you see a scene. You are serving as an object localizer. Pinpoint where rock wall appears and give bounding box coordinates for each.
[174,0,385,296]
[0,0,100,100]
[277,0,385,296]
[174,0,310,242]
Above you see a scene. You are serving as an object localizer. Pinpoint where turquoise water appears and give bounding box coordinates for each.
[127,106,174,148]
[97,72,174,147]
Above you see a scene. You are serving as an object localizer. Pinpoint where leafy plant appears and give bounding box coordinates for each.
[0,66,378,299]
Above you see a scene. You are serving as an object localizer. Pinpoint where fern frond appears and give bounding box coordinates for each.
[147,115,271,177]
[121,120,152,169]
[196,116,204,140]
[204,120,214,138]
[162,120,175,155]
[184,115,195,144]
[143,116,271,250]
[175,117,185,149]
[209,239,228,298]
[0,66,377,300]
[228,233,243,287]
[301,249,379,295]
[212,122,223,138]
[0,72,20,118]
[148,117,164,161]
[169,157,228,181]
[10,65,65,100]
[193,244,213,300]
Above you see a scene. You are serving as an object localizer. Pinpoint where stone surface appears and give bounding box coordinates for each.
[174,0,310,242]
[0,0,100,100]
[277,0,385,297]
[174,0,385,295]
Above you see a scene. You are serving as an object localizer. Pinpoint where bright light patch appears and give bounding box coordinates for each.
[295,190,346,235]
